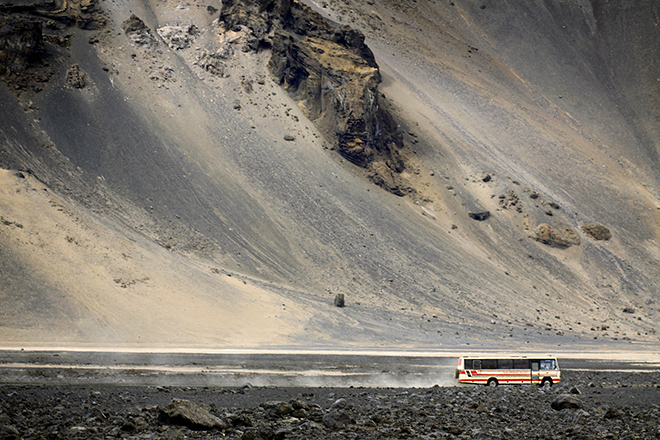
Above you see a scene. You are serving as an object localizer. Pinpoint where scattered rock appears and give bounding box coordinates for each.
[66,64,85,88]
[569,409,590,424]
[122,14,157,47]
[0,424,20,440]
[569,386,582,395]
[283,134,295,141]
[241,427,275,440]
[260,401,294,417]
[468,211,490,221]
[602,406,621,419]
[581,223,612,241]
[334,293,345,307]
[551,394,582,411]
[196,49,231,77]
[532,224,580,248]
[322,409,355,429]
[157,25,196,50]
[159,398,227,430]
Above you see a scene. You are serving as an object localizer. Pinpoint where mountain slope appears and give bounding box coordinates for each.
[0,0,658,350]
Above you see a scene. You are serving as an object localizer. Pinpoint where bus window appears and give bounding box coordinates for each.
[473,359,482,370]
[513,359,529,369]
[498,359,513,369]
[540,359,555,370]
[482,359,497,369]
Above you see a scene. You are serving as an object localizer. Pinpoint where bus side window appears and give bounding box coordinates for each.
[473,360,482,370]
[513,359,529,369]
[482,359,497,369]
[464,360,473,369]
[540,360,554,370]
[498,359,513,369]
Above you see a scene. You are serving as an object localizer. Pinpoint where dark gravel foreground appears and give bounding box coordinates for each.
[1,371,659,440]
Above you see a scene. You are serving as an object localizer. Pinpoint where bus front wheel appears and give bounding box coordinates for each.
[487,378,498,387]
[541,378,553,388]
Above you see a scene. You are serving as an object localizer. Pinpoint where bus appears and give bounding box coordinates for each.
[455,356,560,387]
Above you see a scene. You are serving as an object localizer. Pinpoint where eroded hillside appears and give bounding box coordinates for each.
[0,0,658,349]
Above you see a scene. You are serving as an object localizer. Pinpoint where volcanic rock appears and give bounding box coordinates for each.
[0,19,45,74]
[0,0,105,29]
[66,64,85,88]
[533,224,580,248]
[159,398,227,430]
[468,211,490,221]
[322,409,355,429]
[219,0,407,195]
[122,14,157,48]
[157,25,196,50]
[260,401,294,417]
[581,223,612,241]
[334,293,345,307]
[551,394,582,411]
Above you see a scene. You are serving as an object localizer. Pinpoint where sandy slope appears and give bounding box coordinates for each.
[0,0,658,350]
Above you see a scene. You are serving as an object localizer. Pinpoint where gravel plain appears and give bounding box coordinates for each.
[1,353,658,440]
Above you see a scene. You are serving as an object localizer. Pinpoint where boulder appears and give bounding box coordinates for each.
[122,14,157,47]
[159,398,227,430]
[551,394,582,411]
[581,223,612,240]
[322,410,355,429]
[532,224,580,248]
[66,64,85,88]
[260,401,294,417]
[468,211,490,221]
[334,293,345,307]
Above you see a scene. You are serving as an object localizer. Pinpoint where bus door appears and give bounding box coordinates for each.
[531,361,539,384]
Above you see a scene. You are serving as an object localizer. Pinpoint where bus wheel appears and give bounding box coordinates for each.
[541,378,553,388]
[487,378,498,387]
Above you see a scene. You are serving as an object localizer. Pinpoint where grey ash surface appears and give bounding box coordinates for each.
[1,370,659,440]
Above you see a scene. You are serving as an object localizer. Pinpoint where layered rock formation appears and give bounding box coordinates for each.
[0,0,105,92]
[219,0,408,195]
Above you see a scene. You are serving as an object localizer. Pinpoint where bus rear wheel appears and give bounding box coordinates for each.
[541,378,553,388]
[487,378,498,387]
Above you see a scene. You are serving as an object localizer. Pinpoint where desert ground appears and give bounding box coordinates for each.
[1,350,659,439]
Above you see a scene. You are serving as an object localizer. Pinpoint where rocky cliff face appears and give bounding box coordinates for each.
[0,0,105,93]
[220,0,408,195]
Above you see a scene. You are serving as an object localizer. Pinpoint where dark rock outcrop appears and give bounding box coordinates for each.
[0,19,45,74]
[219,0,408,195]
[0,0,105,93]
[468,211,490,221]
[0,0,106,30]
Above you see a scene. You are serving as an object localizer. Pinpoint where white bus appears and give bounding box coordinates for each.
[455,356,561,387]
